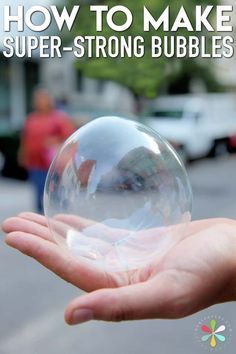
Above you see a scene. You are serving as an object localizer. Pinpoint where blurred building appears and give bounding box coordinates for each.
[0,1,134,131]
[0,0,52,130]
[41,54,134,116]
[0,55,40,130]
[1,0,236,130]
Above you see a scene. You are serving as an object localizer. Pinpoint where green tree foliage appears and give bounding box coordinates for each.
[66,0,220,107]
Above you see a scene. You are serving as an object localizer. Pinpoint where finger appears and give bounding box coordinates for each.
[2,217,53,242]
[55,214,95,230]
[65,273,183,324]
[19,212,48,227]
[188,218,236,235]
[46,219,113,258]
[5,231,118,292]
[55,214,128,243]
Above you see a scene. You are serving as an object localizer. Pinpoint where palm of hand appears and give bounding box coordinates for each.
[2,213,236,323]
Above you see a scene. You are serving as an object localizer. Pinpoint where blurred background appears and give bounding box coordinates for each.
[1,0,236,353]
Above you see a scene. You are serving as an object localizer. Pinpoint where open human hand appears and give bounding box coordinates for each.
[2,213,236,324]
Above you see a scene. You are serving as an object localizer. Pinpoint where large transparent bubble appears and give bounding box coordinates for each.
[44,117,192,272]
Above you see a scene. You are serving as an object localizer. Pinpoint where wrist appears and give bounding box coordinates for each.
[215,219,236,303]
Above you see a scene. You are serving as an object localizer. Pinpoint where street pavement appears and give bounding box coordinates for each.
[0,155,236,354]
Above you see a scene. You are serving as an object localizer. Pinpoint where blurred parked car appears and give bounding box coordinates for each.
[142,94,236,161]
[0,123,27,180]
[229,133,236,152]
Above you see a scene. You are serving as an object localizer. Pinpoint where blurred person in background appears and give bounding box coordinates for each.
[19,88,75,213]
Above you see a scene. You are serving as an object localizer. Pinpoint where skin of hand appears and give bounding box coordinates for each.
[2,212,236,325]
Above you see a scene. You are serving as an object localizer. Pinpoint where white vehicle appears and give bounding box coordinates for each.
[143,94,236,161]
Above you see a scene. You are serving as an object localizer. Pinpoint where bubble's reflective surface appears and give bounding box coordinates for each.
[44,117,192,271]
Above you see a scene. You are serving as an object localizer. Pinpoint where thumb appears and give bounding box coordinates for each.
[64,277,174,324]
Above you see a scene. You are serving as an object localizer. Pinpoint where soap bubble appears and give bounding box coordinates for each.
[44,117,192,272]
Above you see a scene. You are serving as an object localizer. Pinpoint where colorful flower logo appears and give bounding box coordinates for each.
[195,315,232,351]
[201,319,226,348]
